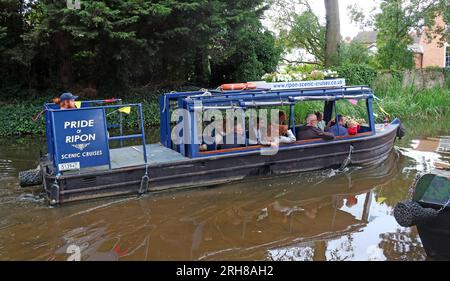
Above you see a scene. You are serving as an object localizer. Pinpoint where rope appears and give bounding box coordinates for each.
[437,198,450,213]
[339,145,354,171]
[407,173,422,200]
[186,90,212,100]
[163,92,176,113]
[139,164,150,194]
[32,109,46,122]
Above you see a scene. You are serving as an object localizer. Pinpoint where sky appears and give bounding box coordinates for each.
[264,0,382,39]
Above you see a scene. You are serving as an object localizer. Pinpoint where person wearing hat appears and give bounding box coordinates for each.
[52,92,79,109]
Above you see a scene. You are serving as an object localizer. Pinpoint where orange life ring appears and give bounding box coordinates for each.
[219,82,257,91]
[245,82,257,89]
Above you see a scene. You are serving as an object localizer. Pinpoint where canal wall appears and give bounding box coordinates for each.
[374,68,449,90]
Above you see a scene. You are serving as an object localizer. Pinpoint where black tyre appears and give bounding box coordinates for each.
[397,123,406,139]
[19,168,43,187]
[394,200,438,227]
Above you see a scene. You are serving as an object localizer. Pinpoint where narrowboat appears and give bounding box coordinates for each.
[19,79,405,205]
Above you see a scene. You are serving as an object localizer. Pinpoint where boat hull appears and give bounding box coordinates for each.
[417,208,450,258]
[42,124,399,204]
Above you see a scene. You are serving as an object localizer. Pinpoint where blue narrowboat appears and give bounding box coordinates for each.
[19,79,405,205]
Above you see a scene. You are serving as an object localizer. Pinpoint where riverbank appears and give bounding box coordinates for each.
[0,90,162,136]
[0,82,449,136]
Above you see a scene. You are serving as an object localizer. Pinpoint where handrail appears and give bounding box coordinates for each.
[45,101,147,175]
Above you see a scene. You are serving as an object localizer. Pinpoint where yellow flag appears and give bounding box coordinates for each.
[378,105,390,117]
[118,106,131,114]
[376,197,387,204]
[74,101,81,109]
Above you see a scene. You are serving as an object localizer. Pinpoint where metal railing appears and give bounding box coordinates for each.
[44,100,147,176]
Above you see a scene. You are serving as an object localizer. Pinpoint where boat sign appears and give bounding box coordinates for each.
[52,108,110,171]
[251,79,346,90]
[58,162,80,172]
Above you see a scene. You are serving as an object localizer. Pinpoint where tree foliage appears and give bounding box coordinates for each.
[279,9,325,65]
[356,0,449,70]
[271,0,341,66]
[338,41,372,66]
[0,0,281,97]
[270,0,325,65]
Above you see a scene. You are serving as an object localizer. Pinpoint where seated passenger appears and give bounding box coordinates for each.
[53,92,78,109]
[326,115,348,137]
[247,117,263,145]
[315,111,326,131]
[217,122,246,150]
[296,114,335,141]
[200,117,226,151]
[267,124,296,145]
[279,110,287,125]
[347,119,360,135]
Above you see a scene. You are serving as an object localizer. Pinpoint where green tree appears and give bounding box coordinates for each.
[278,9,325,65]
[375,0,415,69]
[270,0,341,66]
[0,0,280,95]
[210,28,281,84]
[338,41,371,66]
[0,0,29,90]
[354,0,449,70]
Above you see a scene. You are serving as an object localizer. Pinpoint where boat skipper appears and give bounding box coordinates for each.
[53,92,79,109]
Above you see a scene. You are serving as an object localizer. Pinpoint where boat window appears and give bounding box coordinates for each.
[198,97,374,154]
[333,99,372,135]
[292,101,324,126]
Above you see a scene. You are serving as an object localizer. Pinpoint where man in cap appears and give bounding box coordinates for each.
[55,92,79,109]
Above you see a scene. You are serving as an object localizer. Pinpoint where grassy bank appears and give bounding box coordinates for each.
[0,90,161,136]
[0,81,449,137]
[289,81,450,124]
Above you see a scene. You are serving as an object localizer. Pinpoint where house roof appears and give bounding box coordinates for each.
[353,30,423,54]
[353,31,378,44]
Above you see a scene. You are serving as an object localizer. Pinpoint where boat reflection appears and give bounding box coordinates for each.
[97,150,405,260]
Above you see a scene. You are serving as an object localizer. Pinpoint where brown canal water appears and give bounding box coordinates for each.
[0,119,449,261]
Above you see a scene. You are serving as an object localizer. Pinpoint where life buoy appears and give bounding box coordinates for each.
[246,82,257,89]
[219,82,257,91]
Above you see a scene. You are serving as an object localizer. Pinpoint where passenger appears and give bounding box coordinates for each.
[278,125,296,144]
[267,124,296,145]
[326,115,348,137]
[279,110,287,125]
[246,117,269,145]
[347,119,360,135]
[201,118,219,151]
[296,114,335,141]
[315,111,326,131]
[53,92,78,109]
[217,121,246,150]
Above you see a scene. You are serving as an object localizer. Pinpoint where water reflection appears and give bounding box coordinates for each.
[0,148,425,260]
[1,122,449,260]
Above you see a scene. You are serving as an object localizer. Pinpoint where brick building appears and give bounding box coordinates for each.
[353,17,449,69]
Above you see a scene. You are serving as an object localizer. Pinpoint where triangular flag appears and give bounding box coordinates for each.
[348,99,358,105]
[376,197,387,204]
[74,101,81,108]
[378,105,390,117]
[118,106,131,114]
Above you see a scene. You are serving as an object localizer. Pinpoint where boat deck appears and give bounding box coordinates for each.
[63,143,188,175]
[111,143,188,168]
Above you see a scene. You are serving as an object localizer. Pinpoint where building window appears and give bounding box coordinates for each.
[446,46,450,68]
